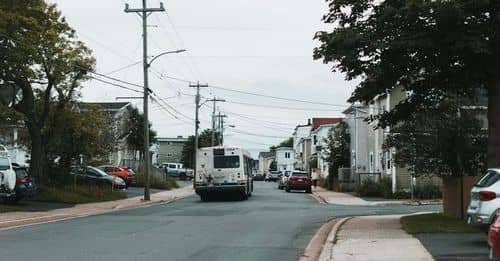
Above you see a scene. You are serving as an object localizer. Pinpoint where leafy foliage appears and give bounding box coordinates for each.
[120,106,157,157]
[0,0,95,182]
[180,129,221,168]
[384,103,487,177]
[314,0,500,167]
[269,160,277,171]
[322,121,350,190]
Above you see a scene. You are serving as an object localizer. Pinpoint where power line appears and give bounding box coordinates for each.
[225,100,344,112]
[90,76,143,94]
[230,129,290,139]
[104,60,142,75]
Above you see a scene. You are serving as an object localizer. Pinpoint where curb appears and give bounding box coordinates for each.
[0,188,194,231]
[311,192,328,204]
[300,219,338,261]
[318,217,352,261]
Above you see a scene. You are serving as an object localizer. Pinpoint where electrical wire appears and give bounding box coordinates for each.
[90,76,143,94]
[225,100,344,112]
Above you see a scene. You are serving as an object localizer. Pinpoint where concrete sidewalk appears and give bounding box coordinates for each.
[313,187,407,206]
[0,185,194,230]
[320,215,434,261]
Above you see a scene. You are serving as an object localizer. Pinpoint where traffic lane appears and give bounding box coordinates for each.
[0,182,441,261]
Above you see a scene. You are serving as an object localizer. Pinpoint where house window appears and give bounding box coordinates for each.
[369,152,374,173]
[313,135,317,145]
[284,152,290,159]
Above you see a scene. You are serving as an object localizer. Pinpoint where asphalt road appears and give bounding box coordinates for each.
[416,233,489,260]
[0,181,441,261]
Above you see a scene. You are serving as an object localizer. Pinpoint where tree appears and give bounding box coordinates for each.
[45,104,109,184]
[0,1,95,182]
[269,160,277,171]
[322,121,350,190]
[180,129,221,168]
[120,106,157,159]
[269,137,293,153]
[314,0,500,168]
[384,103,487,178]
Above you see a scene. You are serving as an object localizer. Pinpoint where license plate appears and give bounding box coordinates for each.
[298,179,303,182]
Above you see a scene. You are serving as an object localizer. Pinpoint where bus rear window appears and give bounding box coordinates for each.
[214,156,240,169]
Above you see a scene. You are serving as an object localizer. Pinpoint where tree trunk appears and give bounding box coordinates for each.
[488,81,500,168]
[26,120,44,184]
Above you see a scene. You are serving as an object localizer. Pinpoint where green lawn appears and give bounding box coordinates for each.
[0,204,23,213]
[31,186,127,204]
[401,213,480,234]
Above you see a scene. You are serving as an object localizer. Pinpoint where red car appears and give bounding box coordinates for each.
[489,213,500,260]
[285,171,312,193]
[98,165,135,185]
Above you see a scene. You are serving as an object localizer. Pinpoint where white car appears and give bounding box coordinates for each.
[467,169,500,231]
[0,148,16,195]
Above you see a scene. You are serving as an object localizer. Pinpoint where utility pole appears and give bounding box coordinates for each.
[216,113,228,145]
[125,0,165,201]
[189,82,208,188]
[207,97,226,147]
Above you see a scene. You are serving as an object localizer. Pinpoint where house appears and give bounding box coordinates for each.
[78,102,132,165]
[293,121,312,170]
[258,151,274,174]
[275,147,294,172]
[293,118,342,174]
[311,123,339,177]
[155,136,188,164]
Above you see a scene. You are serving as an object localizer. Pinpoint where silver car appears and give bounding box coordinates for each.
[467,169,500,231]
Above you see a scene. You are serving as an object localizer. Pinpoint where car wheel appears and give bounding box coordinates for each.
[306,187,312,194]
[285,187,291,193]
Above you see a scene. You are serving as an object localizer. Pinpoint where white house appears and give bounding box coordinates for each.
[293,121,312,170]
[311,123,337,177]
[275,147,294,172]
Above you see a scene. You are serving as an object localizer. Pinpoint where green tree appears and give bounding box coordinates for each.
[314,0,500,168]
[0,1,95,182]
[120,106,157,160]
[269,160,277,171]
[322,121,350,190]
[384,103,486,178]
[180,129,220,168]
[269,137,293,153]
[45,104,109,184]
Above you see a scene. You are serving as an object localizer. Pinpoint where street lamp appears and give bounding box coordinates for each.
[147,49,186,68]
[139,48,186,201]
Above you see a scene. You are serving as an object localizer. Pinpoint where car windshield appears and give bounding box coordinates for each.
[88,167,108,177]
[214,155,240,169]
[15,168,29,178]
[292,172,307,176]
[0,158,10,171]
[475,170,500,188]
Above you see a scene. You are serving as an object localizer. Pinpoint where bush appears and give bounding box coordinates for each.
[357,179,383,197]
[414,183,442,199]
[32,185,127,204]
[133,174,179,190]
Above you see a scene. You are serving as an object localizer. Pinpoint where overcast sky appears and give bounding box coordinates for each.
[50,0,356,157]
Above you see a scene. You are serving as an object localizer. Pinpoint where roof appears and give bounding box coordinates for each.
[157,137,188,143]
[312,118,342,130]
[276,147,293,151]
[258,152,274,158]
[79,102,131,112]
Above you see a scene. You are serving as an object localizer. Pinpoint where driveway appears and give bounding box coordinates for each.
[416,233,489,261]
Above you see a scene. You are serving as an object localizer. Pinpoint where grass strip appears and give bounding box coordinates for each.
[401,213,480,234]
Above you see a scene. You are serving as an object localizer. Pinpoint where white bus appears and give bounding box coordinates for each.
[195,146,254,201]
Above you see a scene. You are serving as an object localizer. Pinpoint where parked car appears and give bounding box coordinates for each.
[0,147,16,196]
[253,172,265,181]
[278,171,291,189]
[162,163,192,180]
[467,169,500,231]
[489,213,500,260]
[70,166,127,190]
[98,165,135,186]
[2,165,37,203]
[285,171,312,193]
[265,171,281,182]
